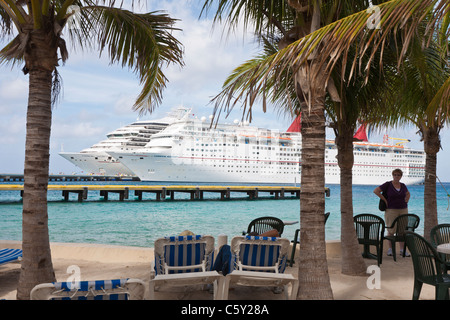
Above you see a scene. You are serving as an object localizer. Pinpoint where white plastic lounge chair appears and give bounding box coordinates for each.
[30,278,145,300]
[0,248,22,266]
[149,234,223,300]
[222,236,299,300]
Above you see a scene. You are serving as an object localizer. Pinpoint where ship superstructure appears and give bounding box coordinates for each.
[105,114,426,185]
[59,107,191,176]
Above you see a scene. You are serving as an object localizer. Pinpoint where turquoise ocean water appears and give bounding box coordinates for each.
[1,181,450,248]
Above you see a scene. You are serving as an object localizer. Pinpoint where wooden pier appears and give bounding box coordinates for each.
[0,184,330,202]
[0,173,140,182]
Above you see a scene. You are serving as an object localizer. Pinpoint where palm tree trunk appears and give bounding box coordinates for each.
[336,128,367,275]
[297,69,333,300]
[423,127,439,240]
[17,28,57,300]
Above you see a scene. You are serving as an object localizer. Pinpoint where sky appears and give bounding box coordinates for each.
[1,0,450,182]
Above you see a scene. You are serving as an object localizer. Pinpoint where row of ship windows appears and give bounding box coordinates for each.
[331,151,424,159]
[326,172,423,177]
[187,152,301,159]
[173,160,298,167]
[191,143,300,152]
[327,167,423,175]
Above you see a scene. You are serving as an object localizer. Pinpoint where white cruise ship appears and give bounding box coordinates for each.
[106,112,426,185]
[59,107,191,176]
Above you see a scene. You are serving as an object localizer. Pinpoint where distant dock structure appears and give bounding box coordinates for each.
[0,184,330,202]
[0,173,140,182]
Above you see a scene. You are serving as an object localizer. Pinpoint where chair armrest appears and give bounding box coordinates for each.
[150,260,156,280]
[291,229,300,243]
[385,221,395,229]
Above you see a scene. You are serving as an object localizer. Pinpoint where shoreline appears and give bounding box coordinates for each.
[0,239,436,300]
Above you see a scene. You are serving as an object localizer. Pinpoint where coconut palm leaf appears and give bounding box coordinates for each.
[207,0,450,118]
[211,34,298,124]
[201,0,296,38]
[88,7,184,112]
[0,1,184,112]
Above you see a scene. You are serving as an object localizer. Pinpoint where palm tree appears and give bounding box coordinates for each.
[0,0,183,300]
[201,0,396,298]
[326,48,395,274]
[213,33,372,278]
[201,0,334,299]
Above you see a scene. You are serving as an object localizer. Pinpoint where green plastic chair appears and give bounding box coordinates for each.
[405,231,450,300]
[430,224,450,273]
[354,213,385,266]
[289,212,330,267]
[243,216,284,237]
[385,214,420,261]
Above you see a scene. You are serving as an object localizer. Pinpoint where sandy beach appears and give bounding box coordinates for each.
[0,239,436,301]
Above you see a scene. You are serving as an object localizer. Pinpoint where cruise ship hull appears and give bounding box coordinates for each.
[108,141,425,186]
[60,152,135,176]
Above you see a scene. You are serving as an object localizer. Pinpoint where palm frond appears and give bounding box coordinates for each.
[0,32,28,67]
[0,4,14,36]
[209,0,450,124]
[71,6,184,113]
[200,0,296,38]
[427,76,450,127]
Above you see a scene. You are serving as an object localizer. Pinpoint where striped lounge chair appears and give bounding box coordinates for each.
[222,236,299,300]
[0,248,22,266]
[30,278,145,300]
[149,234,223,300]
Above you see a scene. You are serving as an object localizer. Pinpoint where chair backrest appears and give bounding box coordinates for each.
[0,248,22,265]
[246,216,284,236]
[354,214,385,242]
[324,212,331,224]
[430,224,450,264]
[30,278,145,300]
[230,236,290,273]
[405,231,445,282]
[390,214,420,238]
[153,235,215,275]
[430,224,450,248]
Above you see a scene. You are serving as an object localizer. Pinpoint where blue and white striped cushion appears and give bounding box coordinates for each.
[238,236,286,273]
[51,279,129,300]
[0,248,22,265]
[166,235,203,242]
[155,235,212,274]
[244,236,278,241]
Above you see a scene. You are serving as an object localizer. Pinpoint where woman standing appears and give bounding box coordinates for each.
[374,169,411,256]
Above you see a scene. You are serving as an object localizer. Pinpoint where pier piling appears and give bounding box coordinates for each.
[0,184,329,202]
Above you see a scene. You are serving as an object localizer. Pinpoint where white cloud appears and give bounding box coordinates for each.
[0,115,25,144]
[0,77,28,100]
[52,121,105,140]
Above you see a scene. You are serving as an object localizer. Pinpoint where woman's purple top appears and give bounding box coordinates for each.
[379,181,408,209]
